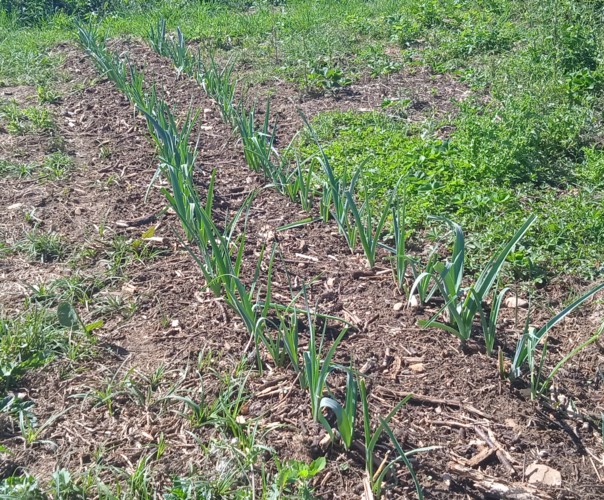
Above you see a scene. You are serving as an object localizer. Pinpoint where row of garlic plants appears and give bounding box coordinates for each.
[147,19,604,400]
[77,23,426,499]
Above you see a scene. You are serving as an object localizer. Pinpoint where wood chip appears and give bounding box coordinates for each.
[525,464,562,487]
[466,446,496,467]
[448,463,552,499]
[504,297,528,309]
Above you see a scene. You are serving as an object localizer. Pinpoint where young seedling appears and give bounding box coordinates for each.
[391,180,409,294]
[345,184,392,269]
[197,55,237,124]
[301,297,348,423]
[148,17,168,57]
[408,250,439,305]
[476,286,510,355]
[416,215,536,348]
[509,283,604,390]
[359,380,428,499]
[531,327,604,398]
[234,100,278,177]
[319,370,357,449]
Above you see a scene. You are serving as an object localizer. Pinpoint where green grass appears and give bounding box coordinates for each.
[0,153,74,180]
[0,0,407,89]
[0,12,70,86]
[0,307,73,393]
[17,228,67,263]
[0,99,54,134]
[42,151,73,179]
[0,355,324,498]
[0,158,37,177]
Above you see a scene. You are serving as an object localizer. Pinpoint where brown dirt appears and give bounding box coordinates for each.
[245,64,472,149]
[1,40,603,499]
[0,86,61,166]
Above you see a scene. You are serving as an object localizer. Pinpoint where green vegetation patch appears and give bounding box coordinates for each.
[296,109,604,281]
[0,99,54,133]
[0,307,73,393]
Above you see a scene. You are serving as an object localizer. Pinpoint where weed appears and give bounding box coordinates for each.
[95,294,137,321]
[358,45,402,77]
[36,85,61,104]
[0,159,36,177]
[0,474,44,498]
[57,302,103,335]
[273,457,326,497]
[101,234,162,275]
[50,470,86,498]
[0,308,71,392]
[0,100,53,134]
[303,57,352,94]
[28,275,101,310]
[42,151,73,179]
[72,373,125,417]
[0,394,36,433]
[19,406,70,447]
[18,228,67,263]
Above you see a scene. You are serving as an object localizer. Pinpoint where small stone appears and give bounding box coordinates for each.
[504,297,529,309]
[393,302,404,311]
[409,363,425,373]
[526,463,561,487]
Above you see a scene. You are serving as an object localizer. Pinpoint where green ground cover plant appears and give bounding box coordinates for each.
[0,99,54,133]
[295,108,604,281]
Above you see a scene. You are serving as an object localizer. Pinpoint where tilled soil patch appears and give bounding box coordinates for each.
[243,65,475,147]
